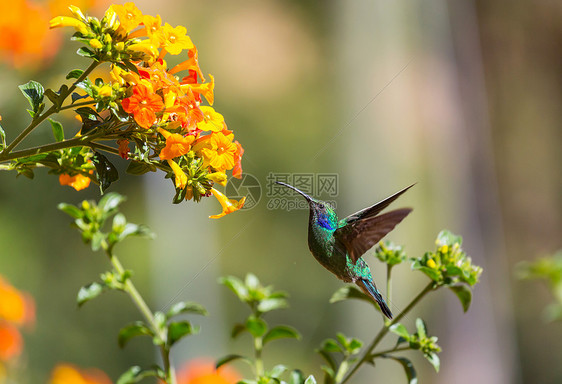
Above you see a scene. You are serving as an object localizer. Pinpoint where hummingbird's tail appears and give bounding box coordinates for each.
[357,278,393,319]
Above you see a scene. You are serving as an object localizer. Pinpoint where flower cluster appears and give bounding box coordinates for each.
[0,276,34,362]
[19,2,245,217]
[390,318,441,372]
[412,230,482,287]
[374,241,407,266]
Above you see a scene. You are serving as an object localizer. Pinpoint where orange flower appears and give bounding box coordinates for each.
[184,74,214,105]
[177,358,240,384]
[0,279,25,325]
[111,2,143,33]
[159,134,195,160]
[201,132,237,172]
[232,141,244,179]
[209,188,245,219]
[122,83,164,129]
[49,363,112,384]
[59,173,91,191]
[0,323,22,361]
[169,47,205,82]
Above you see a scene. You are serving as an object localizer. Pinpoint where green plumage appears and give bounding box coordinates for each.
[277,182,414,319]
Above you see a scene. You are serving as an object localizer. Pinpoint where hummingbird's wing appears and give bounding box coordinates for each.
[334,208,412,264]
[339,184,415,224]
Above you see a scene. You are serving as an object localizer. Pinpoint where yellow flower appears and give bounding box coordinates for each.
[111,2,143,33]
[89,38,103,49]
[209,188,245,219]
[167,159,187,189]
[197,106,225,132]
[97,84,112,97]
[143,14,162,38]
[49,16,89,35]
[201,132,237,172]
[207,171,227,186]
[156,23,194,56]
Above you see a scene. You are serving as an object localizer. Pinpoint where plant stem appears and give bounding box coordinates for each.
[108,251,176,384]
[339,281,435,384]
[2,61,99,154]
[384,265,393,326]
[254,336,264,378]
[368,346,410,359]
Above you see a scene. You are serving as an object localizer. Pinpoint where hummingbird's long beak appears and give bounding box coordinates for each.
[275,181,313,202]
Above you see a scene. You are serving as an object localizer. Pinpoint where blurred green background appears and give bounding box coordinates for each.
[0,0,561,383]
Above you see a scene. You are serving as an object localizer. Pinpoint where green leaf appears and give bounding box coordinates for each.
[67,69,85,80]
[245,273,260,290]
[116,366,162,384]
[231,323,246,339]
[77,47,95,58]
[415,318,427,339]
[215,354,250,369]
[0,124,5,150]
[321,339,342,353]
[126,160,157,175]
[77,282,106,307]
[304,375,317,384]
[58,203,83,219]
[381,355,417,384]
[288,370,305,384]
[19,80,44,113]
[448,284,472,312]
[258,298,288,313]
[118,223,154,241]
[425,352,440,372]
[329,286,372,305]
[92,151,119,193]
[246,316,267,338]
[118,322,154,348]
[263,325,301,345]
[166,301,208,319]
[98,192,126,214]
[268,364,288,379]
[219,276,248,301]
[49,119,64,142]
[167,321,197,346]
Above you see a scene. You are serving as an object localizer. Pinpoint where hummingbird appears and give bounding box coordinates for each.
[276,181,414,319]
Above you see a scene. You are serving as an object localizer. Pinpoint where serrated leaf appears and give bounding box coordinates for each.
[116,366,161,384]
[216,354,250,369]
[448,284,472,312]
[219,276,248,301]
[126,160,157,175]
[167,321,197,346]
[263,325,301,345]
[118,322,154,348]
[77,282,106,307]
[258,298,288,313]
[67,69,85,80]
[166,301,208,319]
[246,316,267,338]
[19,80,44,112]
[330,286,372,305]
[389,323,410,340]
[92,151,119,193]
[58,203,83,219]
[49,119,64,142]
[381,355,417,384]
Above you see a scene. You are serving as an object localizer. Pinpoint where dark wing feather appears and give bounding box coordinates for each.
[335,208,412,264]
[340,184,415,225]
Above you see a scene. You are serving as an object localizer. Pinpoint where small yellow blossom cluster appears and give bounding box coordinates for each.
[50,3,245,218]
